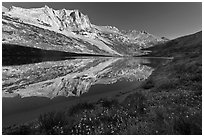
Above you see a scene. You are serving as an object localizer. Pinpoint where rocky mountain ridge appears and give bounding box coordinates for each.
[6,5,92,31]
[2,5,167,56]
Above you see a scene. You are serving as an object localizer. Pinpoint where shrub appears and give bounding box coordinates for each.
[173,116,202,135]
[3,125,32,135]
[38,111,67,134]
[68,102,95,116]
[142,79,154,89]
[98,99,119,108]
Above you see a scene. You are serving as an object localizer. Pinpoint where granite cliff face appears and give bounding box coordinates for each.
[2,5,167,56]
[7,5,92,31]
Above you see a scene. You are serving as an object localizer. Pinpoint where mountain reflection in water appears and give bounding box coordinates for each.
[2,57,154,99]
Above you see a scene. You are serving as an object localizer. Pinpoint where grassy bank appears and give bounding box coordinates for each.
[3,31,202,135]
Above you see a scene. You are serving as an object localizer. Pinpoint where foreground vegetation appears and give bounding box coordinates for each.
[3,31,202,135]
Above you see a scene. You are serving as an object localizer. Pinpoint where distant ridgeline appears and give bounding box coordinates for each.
[2,5,168,56]
[2,43,111,66]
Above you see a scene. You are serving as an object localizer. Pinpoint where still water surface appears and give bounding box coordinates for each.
[2,57,171,126]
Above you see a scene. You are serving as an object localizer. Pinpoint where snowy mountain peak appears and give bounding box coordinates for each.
[2,6,9,13]
[6,5,92,31]
[2,5,167,56]
[44,5,50,9]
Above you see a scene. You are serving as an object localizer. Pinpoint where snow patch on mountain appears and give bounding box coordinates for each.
[2,5,168,56]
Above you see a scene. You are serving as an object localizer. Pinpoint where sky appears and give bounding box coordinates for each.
[2,2,202,39]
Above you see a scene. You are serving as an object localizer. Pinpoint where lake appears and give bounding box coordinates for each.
[2,56,171,127]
